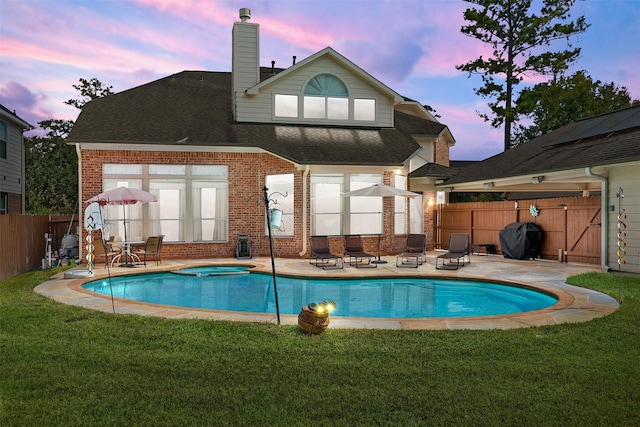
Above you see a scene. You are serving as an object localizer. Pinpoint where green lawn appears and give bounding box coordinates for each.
[1,268,639,426]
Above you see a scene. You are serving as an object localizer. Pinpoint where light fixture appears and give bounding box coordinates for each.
[482,182,494,189]
[435,179,445,185]
[531,176,543,184]
[298,300,336,334]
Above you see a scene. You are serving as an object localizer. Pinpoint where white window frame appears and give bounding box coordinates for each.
[102,164,228,243]
[394,175,407,235]
[311,173,386,236]
[265,174,294,237]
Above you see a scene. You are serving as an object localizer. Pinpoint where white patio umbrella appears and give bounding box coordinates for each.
[85,186,158,242]
[342,183,420,199]
[343,183,420,263]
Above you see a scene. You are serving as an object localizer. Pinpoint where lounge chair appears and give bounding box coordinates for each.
[436,233,471,270]
[309,236,343,269]
[343,235,376,268]
[134,235,163,267]
[396,233,427,268]
[235,233,252,259]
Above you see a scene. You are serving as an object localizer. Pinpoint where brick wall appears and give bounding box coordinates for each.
[80,149,424,260]
[434,138,450,167]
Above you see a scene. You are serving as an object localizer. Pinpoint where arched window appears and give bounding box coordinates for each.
[304,74,349,120]
[304,74,348,97]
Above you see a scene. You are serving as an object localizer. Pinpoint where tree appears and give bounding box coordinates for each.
[456,0,589,151]
[25,120,77,214]
[65,77,114,109]
[25,78,113,214]
[513,71,639,144]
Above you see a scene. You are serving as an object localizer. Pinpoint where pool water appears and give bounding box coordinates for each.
[171,266,251,276]
[83,270,557,318]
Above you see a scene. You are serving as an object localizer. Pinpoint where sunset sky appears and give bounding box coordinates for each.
[1,0,638,160]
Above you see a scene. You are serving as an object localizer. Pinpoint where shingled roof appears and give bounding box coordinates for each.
[67,70,447,166]
[442,105,640,185]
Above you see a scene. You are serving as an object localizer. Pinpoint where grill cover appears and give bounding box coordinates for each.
[499,222,543,260]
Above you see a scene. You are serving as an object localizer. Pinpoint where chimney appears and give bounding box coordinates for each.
[232,7,260,118]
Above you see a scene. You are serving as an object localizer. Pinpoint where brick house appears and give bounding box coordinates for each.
[0,104,33,214]
[67,9,455,260]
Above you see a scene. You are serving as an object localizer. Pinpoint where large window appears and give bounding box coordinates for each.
[311,173,383,236]
[265,174,294,237]
[274,94,298,118]
[275,74,375,122]
[349,174,382,235]
[304,74,349,120]
[102,164,228,243]
[311,174,344,236]
[354,99,375,121]
[394,175,407,235]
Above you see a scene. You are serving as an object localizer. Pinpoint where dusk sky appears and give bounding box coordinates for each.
[1,0,638,160]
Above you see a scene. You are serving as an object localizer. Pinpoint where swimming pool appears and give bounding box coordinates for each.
[83,268,557,318]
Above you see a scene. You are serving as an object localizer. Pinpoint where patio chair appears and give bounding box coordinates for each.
[93,238,119,268]
[309,236,343,269]
[343,234,376,268]
[134,235,163,267]
[436,233,471,270]
[235,233,252,259]
[396,233,427,268]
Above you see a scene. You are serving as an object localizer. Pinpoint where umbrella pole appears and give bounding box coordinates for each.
[122,205,128,242]
[371,233,387,264]
[121,205,134,267]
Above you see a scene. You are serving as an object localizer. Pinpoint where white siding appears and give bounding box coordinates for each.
[0,123,24,194]
[232,21,260,118]
[235,56,395,127]
[607,162,640,274]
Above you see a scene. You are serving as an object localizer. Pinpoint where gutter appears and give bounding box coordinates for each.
[299,165,310,256]
[76,143,83,260]
[585,166,610,271]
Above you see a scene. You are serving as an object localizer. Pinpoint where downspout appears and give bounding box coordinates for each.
[298,165,310,256]
[585,166,611,271]
[76,143,83,261]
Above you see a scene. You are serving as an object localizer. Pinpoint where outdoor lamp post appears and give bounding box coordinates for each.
[247,186,287,325]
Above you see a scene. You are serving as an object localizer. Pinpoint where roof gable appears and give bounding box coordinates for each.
[246,47,403,103]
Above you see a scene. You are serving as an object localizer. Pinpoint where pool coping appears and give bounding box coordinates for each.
[34,255,620,330]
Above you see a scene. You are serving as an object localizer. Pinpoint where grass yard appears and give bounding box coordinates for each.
[1,268,639,426]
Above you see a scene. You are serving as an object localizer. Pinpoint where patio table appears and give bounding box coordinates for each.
[110,240,144,267]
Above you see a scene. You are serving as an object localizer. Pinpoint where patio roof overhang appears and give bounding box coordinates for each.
[433,166,607,194]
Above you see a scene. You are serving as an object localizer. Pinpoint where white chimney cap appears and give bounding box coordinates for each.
[239,8,251,22]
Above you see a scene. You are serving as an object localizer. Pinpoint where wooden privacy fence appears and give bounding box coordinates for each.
[0,215,78,281]
[436,195,601,265]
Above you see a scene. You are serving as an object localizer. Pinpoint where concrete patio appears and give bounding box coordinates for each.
[35,252,620,330]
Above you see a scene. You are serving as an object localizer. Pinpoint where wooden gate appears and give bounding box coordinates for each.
[436,196,600,265]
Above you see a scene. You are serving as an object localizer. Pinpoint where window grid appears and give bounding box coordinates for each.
[102,164,228,243]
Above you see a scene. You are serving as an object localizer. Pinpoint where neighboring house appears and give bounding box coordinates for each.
[67,9,455,259]
[0,104,33,214]
[426,106,640,274]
